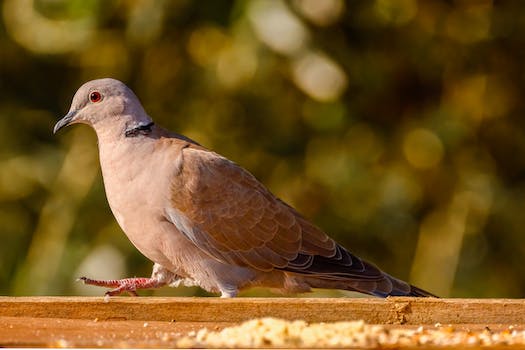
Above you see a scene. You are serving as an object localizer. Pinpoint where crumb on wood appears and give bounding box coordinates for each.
[177,317,525,348]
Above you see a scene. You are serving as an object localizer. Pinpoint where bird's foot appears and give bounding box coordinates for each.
[78,276,166,301]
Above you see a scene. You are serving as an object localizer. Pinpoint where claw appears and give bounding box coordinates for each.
[78,276,167,298]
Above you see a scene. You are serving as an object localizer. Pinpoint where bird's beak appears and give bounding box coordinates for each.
[53,110,78,134]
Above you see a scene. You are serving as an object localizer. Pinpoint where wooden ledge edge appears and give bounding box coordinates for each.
[0,297,523,325]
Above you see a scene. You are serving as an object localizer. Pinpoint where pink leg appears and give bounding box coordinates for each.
[78,276,166,297]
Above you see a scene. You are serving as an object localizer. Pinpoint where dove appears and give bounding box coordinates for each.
[53,78,435,298]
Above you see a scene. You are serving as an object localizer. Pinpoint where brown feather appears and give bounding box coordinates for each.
[169,147,334,270]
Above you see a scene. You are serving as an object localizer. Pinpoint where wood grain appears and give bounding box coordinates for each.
[1,297,524,324]
[0,297,524,348]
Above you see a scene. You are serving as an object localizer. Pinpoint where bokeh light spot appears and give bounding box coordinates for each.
[3,0,96,54]
[292,52,348,102]
[403,128,444,169]
[187,26,229,67]
[248,0,308,56]
[293,0,345,27]
[216,44,258,89]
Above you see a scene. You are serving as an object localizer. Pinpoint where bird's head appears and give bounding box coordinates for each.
[53,78,152,137]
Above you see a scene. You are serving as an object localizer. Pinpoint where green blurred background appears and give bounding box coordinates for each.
[1,0,524,298]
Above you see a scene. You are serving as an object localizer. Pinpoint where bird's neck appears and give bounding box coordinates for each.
[124,121,155,137]
[96,123,159,195]
[92,114,154,143]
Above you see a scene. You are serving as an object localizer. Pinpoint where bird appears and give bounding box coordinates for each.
[53,78,435,299]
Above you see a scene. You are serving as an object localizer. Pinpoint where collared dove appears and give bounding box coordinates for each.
[54,78,435,298]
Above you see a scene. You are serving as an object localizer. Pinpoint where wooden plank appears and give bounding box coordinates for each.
[0,316,219,348]
[1,297,524,348]
[0,297,524,325]
[0,316,522,349]
[0,316,520,349]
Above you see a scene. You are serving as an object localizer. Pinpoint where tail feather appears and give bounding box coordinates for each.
[406,284,438,297]
[284,244,437,298]
[381,274,437,297]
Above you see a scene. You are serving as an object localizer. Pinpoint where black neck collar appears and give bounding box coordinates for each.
[125,122,154,137]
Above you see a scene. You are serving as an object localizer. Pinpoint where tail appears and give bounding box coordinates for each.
[377,273,437,297]
[284,244,437,298]
[405,284,437,298]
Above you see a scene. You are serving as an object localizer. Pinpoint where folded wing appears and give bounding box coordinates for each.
[166,146,432,297]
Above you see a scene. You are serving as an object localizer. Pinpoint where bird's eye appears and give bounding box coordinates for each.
[89,91,102,103]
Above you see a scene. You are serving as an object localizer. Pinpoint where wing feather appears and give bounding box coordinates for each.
[168,147,333,270]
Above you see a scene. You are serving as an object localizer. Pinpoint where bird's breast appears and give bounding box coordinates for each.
[98,139,172,237]
[96,136,193,267]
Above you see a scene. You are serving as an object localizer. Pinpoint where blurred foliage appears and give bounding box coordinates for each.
[1,0,524,298]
